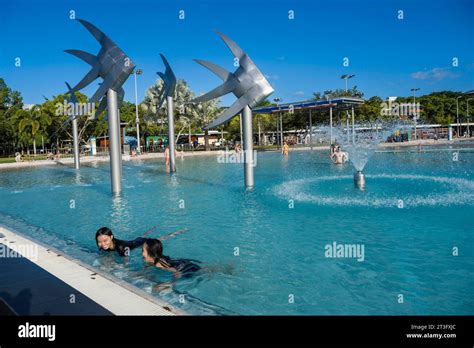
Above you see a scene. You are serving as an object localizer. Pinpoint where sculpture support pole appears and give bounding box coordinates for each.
[346,111,350,143]
[352,105,355,145]
[242,105,254,188]
[107,89,122,195]
[330,106,333,144]
[72,118,80,169]
[275,115,279,146]
[240,114,243,146]
[167,96,176,173]
[117,109,122,174]
[280,113,283,148]
[309,109,313,150]
[134,72,141,154]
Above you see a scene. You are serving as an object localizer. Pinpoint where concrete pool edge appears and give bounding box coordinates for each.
[0,225,187,316]
[0,150,221,170]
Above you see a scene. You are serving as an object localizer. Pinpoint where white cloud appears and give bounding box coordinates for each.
[294,91,305,96]
[264,74,280,80]
[411,67,460,81]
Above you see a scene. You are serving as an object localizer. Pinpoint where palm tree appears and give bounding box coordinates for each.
[142,78,221,150]
[13,109,36,154]
[141,79,167,132]
[189,99,220,150]
[174,109,198,146]
[14,105,51,155]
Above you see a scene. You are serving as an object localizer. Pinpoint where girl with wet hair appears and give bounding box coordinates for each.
[95,227,146,257]
[141,238,201,278]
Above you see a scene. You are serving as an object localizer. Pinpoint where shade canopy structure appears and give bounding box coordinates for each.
[252,96,364,114]
[252,96,365,148]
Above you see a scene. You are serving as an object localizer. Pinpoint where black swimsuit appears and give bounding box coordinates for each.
[105,237,146,256]
[102,238,201,277]
[165,258,201,277]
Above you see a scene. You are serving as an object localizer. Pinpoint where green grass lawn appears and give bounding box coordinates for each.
[0,157,16,164]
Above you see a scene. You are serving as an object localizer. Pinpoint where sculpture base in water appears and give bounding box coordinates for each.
[354,170,366,190]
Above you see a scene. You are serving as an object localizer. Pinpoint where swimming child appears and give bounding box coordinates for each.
[331,146,346,164]
[141,238,201,279]
[95,227,146,257]
[164,146,177,172]
[282,141,289,156]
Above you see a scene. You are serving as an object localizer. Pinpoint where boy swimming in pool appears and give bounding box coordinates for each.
[331,145,348,164]
[95,227,146,257]
[141,238,201,279]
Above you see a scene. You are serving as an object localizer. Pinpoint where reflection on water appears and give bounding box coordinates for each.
[111,195,132,231]
[74,171,82,186]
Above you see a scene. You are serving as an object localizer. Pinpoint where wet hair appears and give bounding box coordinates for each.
[143,238,171,267]
[95,227,114,248]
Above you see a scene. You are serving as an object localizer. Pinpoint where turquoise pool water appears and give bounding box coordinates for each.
[1,144,473,315]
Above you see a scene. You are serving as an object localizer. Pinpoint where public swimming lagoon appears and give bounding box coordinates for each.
[1,145,473,315]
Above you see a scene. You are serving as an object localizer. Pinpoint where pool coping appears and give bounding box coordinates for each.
[0,225,187,316]
[0,150,221,170]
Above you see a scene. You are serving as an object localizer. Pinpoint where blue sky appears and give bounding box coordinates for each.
[0,0,473,106]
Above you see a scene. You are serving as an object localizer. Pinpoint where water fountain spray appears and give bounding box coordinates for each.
[326,118,400,190]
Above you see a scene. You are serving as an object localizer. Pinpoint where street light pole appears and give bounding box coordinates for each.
[467,98,473,137]
[134,68,142,154]
[326,94,333,144]
[411,88,420,141]
[280,110,283,148]
[341,74,355,94]
[341,75,355,144]
[258,117,261,146]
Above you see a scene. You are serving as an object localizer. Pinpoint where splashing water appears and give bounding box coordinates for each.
[320,119,402,171]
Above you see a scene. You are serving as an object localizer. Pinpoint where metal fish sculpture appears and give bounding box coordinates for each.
[192,31,273,129]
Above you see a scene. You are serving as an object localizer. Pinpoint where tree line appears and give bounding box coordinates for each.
[0,77,470,156]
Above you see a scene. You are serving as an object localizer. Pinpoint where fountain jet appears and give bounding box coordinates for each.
[354,170,366,190]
